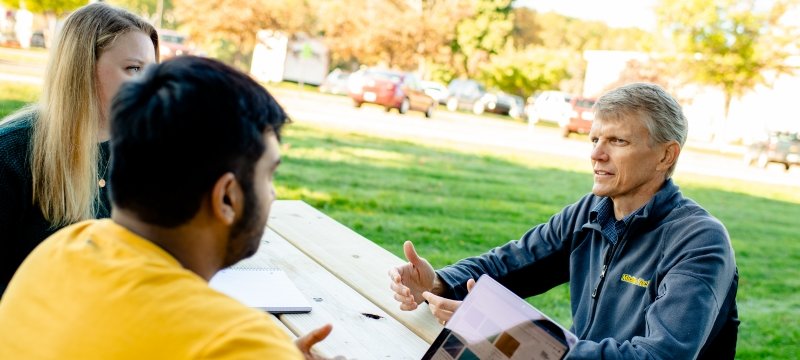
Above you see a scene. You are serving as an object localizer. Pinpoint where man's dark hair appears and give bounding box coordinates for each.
[109,56,288,227]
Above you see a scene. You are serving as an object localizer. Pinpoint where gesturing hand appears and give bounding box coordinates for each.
[422,278,475,325]
[388,241,436,311]
[295,324,334,360]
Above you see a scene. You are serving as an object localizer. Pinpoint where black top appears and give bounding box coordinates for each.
[0,113,110,295]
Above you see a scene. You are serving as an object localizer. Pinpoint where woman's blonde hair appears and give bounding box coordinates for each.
[31,3,158,226]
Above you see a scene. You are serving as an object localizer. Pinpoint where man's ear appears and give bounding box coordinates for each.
[210,172,242,226]
[657,141,680,172]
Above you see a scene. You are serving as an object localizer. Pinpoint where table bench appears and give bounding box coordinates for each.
[235,200,442,358]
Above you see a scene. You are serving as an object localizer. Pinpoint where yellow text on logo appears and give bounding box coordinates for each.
[621,274,650,288]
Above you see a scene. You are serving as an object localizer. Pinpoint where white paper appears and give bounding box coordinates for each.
[209,267,312,314]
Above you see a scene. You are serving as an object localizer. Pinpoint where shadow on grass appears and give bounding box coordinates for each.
[277,123,798,360]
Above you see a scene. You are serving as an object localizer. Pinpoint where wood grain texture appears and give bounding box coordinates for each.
[238,228,429,359]
[267,200,443,343]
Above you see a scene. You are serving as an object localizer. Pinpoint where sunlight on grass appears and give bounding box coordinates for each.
[274,186,332,203]
[285,146,417,169]
[278,122,799,360]
[0,82,39,119]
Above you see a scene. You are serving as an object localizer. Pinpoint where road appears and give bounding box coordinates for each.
[269,88,800,188]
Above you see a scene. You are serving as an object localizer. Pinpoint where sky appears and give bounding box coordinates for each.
[514,0,659,30]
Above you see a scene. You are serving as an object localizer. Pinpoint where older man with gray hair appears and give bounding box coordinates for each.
[390,83,739,359]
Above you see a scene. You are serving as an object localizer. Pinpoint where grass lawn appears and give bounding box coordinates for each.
[2,81,797,359]
[0,82,39,119]
[276,124,799,360]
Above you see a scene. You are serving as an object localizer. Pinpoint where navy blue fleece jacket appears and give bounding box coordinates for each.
[437,179,739,359]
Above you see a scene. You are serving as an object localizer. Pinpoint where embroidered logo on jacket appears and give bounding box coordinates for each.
[621,274,650,288]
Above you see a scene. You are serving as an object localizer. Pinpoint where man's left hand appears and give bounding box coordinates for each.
[421,278,475,325]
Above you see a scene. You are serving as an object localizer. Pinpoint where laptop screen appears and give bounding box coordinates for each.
[421,275,577,360]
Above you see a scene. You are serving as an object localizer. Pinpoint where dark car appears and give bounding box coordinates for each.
[744,131,800,170]
[30,31,45,48]
[561,97,597,137]
[348,69,435,117]
[445,79,486,113]
[474,92,525,119]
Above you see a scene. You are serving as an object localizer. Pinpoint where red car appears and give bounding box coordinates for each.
[348,69,435,118]
[561,97,597,137]
[158,29,194,62]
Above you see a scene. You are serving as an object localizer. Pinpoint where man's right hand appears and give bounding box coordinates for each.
[295,324,340,360]
[388,241,436,311]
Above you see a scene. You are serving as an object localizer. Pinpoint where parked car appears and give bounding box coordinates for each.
[319,69,351,95]
[561,97,597,137]
[526,90,572,126]
[348,68,435,117]
[445,79,486,113]
[30,31,45,48]
[420,80,449,105]
[744,131,800,170]
[158,29,193,61]
[473,92,525,119]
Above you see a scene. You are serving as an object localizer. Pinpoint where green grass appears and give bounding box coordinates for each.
[0,82,39,119]
[276,123,799,360]
[1,82,797,359]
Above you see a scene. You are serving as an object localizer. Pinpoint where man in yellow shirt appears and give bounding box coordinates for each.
[0,56,331,359]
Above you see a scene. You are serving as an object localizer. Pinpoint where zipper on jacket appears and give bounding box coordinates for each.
[581,219,636,339]
[580,241,617,339]
[591,242,616,299]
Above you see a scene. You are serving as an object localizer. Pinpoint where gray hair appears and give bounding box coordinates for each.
[594,83,687,178]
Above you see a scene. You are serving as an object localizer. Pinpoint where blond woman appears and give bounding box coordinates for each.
[0,3,158,294]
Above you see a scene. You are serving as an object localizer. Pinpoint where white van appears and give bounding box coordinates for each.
[526,91,572,127]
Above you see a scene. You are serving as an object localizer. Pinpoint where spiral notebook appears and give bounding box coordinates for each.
[209,266,312,314]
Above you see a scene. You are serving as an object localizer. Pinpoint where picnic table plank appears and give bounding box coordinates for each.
[236,229,429,359]
[267,200,443,343]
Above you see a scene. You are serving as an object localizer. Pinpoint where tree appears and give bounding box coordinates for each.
[511,6,540,48]
[0,0,83,16]
[509,8,654,95]
[174,0,314,69]
[106,0,177,29]
[478,46,571,97]
[451,0,514,77]
[316,0,470,73]
[657,0,798,124]
[315,0,420,70]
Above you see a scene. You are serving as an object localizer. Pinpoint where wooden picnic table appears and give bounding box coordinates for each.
[235,200,442,359]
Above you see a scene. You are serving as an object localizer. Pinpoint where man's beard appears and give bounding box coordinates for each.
[222,183,266,267]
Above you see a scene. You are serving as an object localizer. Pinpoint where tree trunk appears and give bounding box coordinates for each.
[723,92,731,124]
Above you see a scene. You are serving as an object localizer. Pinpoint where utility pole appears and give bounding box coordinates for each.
[155,0,164,29]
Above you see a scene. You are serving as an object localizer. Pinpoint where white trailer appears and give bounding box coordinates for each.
[250,30,329,86]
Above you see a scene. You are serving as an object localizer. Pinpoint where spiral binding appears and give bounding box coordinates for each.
[229,265,281,272]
